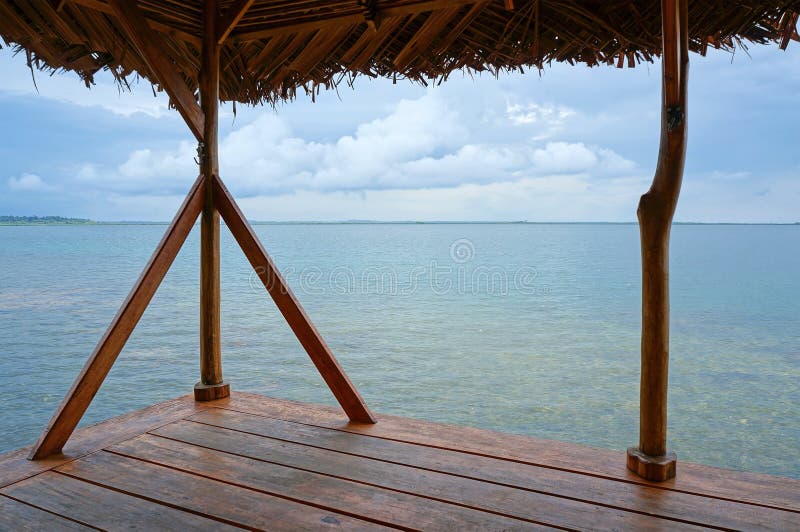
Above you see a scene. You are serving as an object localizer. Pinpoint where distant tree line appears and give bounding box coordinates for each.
[0,215,95,225]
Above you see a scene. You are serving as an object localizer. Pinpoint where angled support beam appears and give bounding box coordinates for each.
[627,0,688,482]
[29,176,206,460]
[212,176,377,424]
[108,0,204,141]
[217,0,255,44]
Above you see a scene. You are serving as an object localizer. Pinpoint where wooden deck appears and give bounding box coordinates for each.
[1,392,798,530]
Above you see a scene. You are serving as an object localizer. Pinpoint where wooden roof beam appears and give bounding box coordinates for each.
[779,12,798,50]
[357,0,381,31]
[108,0,204,141]
[393,6,463,71]
[65,0,201,46]
[231,0,487,42]
[217,0,255,44]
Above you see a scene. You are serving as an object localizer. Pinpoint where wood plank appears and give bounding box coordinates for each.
[1,394,210,488]
[108,436,548,530]
[28,176,206,460]
[212,177,375,424]
[217,0,255,44]
[2,472,239,530]
[110,432,692,530]
[57,452,406,531]
[0,495,90,531]
[107,0,204,141]
[218,392,800,512]
[144,422,707,531]
[186,408,799,530]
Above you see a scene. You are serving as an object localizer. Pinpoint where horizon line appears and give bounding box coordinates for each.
[2,219,799,226]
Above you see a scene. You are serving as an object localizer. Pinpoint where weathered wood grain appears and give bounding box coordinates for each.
[3,472,239,530]
[629,0,689,481]
[144,422,706,530]
[3,392,799,530]
[186,408,799,530]
[2,395,211,488]
[218,392,800,512]
[57,451,398,531]
[213,177,375,424]
[28,178,206,460]
[110,435,548,530]
[0,494,91,530]
[198,0,225,397]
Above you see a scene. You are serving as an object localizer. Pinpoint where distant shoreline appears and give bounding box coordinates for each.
[2,219,798,226]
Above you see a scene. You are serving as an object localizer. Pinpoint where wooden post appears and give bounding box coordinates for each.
[626,0,688,482]
[195,0,229,401]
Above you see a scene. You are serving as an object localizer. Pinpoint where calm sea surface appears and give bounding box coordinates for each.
[0,223,797,478]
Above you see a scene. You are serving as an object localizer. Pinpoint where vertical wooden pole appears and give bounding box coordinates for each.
[627,0,688,481]
[195,0,229,401]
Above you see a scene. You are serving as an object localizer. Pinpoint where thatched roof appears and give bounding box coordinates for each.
[1,1,798,106]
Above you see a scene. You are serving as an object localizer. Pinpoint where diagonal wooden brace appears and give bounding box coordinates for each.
[212,175,376,424]
[29,175,206,460]
[217,0,255,44]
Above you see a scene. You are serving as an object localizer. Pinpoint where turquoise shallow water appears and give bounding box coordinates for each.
[0,223,798,478]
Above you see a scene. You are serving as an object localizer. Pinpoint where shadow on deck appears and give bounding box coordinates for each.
[1,392,798,530]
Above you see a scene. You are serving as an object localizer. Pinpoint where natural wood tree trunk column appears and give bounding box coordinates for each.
[626,0,688,481]
[195,0,229,401]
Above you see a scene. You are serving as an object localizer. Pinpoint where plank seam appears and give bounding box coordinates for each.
[135,433,605,530]
[177,418,731,530]
[80,450,408,531]
[206,404,800,514]
[1,400,213,489]
[104,445,552,531]
[52,470,255,531]
[0,492,102,530]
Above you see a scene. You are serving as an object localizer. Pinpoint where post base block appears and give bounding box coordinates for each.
[194,380,230,401]
[626,447,677,481]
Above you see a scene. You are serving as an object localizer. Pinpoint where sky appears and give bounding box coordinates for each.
[0,43,798,222]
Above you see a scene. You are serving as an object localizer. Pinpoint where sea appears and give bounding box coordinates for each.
[0,223,797,478]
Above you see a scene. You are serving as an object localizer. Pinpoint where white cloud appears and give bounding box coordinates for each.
[506,101,575,130]
[7,173,54,191]
[7,44,796,222]
[68,91,638,201]
[0,53,169,117]
[232,173,648,222]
